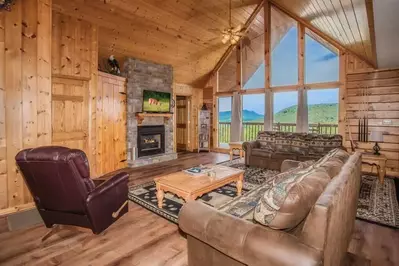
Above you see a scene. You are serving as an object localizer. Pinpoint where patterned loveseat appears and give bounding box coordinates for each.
[243,131,343,170]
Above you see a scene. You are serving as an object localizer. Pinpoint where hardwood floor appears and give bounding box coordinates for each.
[0,152,398,266]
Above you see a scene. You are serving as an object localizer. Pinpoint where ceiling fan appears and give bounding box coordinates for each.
[219,0,246,45]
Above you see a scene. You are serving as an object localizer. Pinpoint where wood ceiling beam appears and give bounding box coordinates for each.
[269,0,376,69]
[211,0,265,75]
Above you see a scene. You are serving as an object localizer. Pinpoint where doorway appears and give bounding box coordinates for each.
[176,96,189,152]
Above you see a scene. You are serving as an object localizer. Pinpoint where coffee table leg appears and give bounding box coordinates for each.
[236,173,244,196]
[156,187,164,208]
[229,148,233,161]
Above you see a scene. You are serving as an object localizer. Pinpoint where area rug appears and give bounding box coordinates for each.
[129,159,399,228]
[128,158,279,223]
[357,175,399,228]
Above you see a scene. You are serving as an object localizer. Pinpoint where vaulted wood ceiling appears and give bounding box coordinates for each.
[52,0,260,87]
[52,0,376,87]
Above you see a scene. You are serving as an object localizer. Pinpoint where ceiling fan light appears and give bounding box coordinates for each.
[222,35,230,44]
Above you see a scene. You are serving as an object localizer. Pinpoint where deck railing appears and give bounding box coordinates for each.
[218,122,338,144]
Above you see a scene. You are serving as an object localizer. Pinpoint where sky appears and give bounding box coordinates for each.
[219,27,339,116]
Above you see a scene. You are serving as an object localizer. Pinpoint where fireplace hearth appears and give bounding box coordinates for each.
[137,125,165,158]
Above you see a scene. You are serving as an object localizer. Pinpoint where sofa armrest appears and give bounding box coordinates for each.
[281,159,301,172]
[242,140,259,152]
[179,201,322,266]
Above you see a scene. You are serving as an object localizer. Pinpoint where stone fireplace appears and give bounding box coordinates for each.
[124,58,177,167]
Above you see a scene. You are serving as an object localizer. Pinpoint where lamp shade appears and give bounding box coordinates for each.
[369,131,383,142]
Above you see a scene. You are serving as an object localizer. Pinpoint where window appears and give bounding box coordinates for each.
[242,94,265,141]
[271,7,298,87]
[242,8,265,90]
[305,33,339,84]
[273,91,298,132]
[307,89,339,134]
[218,97,232,147]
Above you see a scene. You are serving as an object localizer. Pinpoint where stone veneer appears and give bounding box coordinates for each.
[124,58,177,167]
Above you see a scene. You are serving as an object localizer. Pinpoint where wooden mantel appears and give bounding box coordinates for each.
[136,113,173,125]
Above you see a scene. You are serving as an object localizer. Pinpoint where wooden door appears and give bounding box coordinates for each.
[176,96,188,151]
[96,72,127,176]
[52,76,89,154]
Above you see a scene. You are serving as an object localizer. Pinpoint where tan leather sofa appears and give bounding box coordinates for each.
[179,151,362,266]
[243,131,343,170]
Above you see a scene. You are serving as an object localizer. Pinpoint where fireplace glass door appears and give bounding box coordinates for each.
[137,125,165,157]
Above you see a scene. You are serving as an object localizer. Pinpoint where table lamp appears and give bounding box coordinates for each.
[369,131,383,155]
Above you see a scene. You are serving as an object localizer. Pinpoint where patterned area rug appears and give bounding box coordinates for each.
[128,158,279,223]
[357,175,399,228]
[129,158,399,228]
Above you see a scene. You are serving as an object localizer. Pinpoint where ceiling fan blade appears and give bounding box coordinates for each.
[232,24,244,33]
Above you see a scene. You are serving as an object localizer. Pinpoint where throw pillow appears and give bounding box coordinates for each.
[253,167,330,230]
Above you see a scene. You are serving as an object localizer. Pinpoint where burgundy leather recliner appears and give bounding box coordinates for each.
[15,146,129,234]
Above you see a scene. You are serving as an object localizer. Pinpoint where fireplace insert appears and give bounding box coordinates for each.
[137,125,165,157]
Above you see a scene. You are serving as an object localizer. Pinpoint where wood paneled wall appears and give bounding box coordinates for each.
[96,72,127,176]
[51,11,99,176]
[344,67,399,176]
[173,83,203,152]
[0,0,52,213]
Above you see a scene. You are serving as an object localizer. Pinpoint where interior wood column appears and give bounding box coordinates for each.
[297,23,307,132]
[231,43,242,141]
[264,0,273,131]
[338,50,347,142]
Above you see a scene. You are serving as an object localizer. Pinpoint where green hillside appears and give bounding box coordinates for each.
[219,103,338,123]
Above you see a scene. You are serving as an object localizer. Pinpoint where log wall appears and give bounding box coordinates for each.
[0,0,52,213]
[345,67,399,176]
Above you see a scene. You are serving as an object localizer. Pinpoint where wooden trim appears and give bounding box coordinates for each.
[271,84,300,92]
[211,0,265,75]
[269,0,376,69]
[215,91,234,97]
[52,73,91,81]
[239,88,265,95]
[236,42,242,92]
[52,94,84,102]
[0,202,36,217]
[338,51,347,141]
[306,82,342,89]
[98,71,126,82]
[298,23,305,87]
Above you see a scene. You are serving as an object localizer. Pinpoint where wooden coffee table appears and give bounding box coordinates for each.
[154,165,245,208]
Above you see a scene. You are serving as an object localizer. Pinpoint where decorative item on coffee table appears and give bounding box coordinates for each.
[154,165,244,208]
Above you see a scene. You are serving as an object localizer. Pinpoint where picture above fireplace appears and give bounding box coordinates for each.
[142,90,171,113]
[137,125,165,158]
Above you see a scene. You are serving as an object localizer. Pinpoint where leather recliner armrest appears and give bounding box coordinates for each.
[179,201,322,266]
[88,172,129,200]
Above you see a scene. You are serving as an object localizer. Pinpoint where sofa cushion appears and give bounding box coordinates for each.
[274,135,292,153]
[271,152,297,161]
[257,131,276,152]
[252,149,272,158]
[253,166,330,230]
[291,134,309,155]
[308,134,343,156]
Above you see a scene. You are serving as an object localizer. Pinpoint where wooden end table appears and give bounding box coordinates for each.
[362,153,387,184]
[154,165,244,208]
[229,141,245,161]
